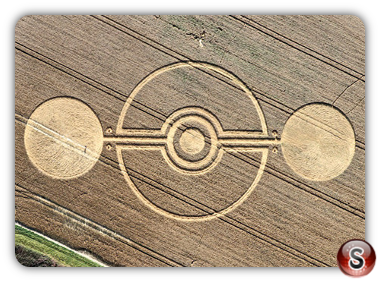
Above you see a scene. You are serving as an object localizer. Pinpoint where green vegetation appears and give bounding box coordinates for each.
[15,245,60,267]
[15,225,103,267]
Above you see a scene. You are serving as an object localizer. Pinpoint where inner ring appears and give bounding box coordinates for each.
[163,108,222,174]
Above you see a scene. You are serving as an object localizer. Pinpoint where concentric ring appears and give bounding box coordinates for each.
[163,108,222,174]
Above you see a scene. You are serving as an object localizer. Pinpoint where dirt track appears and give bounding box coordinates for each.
[15,15,365,266]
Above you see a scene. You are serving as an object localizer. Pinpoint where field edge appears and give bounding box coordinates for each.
[15,223,107,267]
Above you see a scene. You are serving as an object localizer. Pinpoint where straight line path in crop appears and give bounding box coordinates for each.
[15,182,326,267]
[15,37,366,151]
[230,15,365,81]
[91,15,366,150]
[15,87,364,261]
[15,104,364,217]
[16,184,185,267]
[16,39,365,224]
[15,42,365,199]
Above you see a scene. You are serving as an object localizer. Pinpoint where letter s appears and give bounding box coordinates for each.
[349,247,365,270]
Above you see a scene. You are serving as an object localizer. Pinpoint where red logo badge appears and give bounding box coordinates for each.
[337,239,376,277]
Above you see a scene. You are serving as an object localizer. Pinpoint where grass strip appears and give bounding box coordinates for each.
[15,225,103,267]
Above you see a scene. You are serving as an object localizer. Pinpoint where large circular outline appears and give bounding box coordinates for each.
[116,62,269,221]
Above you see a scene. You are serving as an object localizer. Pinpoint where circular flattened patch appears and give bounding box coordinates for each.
[24,97,103,179]
[179,128,205,155]
[281,103,355,181]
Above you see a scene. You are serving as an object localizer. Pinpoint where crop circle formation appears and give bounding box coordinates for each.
[281,103,355,181]
[24,97,103,179]
[23,62,357,221]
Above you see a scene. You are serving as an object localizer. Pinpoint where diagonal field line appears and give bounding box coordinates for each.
[15,59,364,219]
[232,15,365,81]
[18,114,100,162]
[16,181,326,267]
[15,38,365,151]
[91,15,365,150]
[15,184,184,267]
[16,107,365,219]
[16,116,353,266]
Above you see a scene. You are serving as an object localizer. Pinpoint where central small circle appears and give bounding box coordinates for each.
[179,128,205,155]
